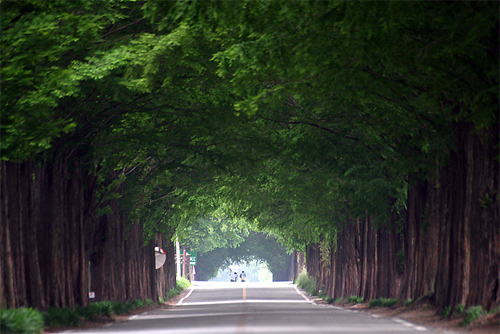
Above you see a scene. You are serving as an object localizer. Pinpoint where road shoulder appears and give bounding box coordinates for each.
[297,286,499,334]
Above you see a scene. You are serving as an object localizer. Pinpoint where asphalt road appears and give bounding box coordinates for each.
[62,281,449,334]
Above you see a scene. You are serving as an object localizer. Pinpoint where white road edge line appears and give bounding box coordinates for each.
[393,318,428,331]
[414,326,429,331]
[177,286,195,305]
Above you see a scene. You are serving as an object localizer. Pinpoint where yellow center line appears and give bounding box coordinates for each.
[243,287,246,300]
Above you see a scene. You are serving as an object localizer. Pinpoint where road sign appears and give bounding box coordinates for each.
[176,251,197,265]
[187,251,197,265]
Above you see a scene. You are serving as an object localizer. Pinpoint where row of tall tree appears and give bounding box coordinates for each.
[1,0,498,312]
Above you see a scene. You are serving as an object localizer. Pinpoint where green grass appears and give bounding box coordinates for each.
[1,294,176,332]
[404,299,413,306]
[165,277,191,300]
[347,295,364,304]
[43,298,157,328]
[440,305,451,318]
[0,307,44,334]
[296,270,317,295]
[460,306,485,326]
[369,298,398,308]
[43,307,80,327]
[455,303,465,315]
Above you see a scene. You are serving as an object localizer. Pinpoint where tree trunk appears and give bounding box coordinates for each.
[1,148,178,309]
[308,120,499,311]
[1,162,19,308]
[155,235,177,299]
[434,121,499,311]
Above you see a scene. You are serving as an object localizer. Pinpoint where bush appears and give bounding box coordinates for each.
[460,306,485,326]
[93,301,116,317]
[124,299,141,311]
[455,304,465,315]
[325,297,336,304]
[0,308,44,334]
[5,297,163,332]
[108,301,131,315]
[404,299,413,306]
[296,270,317,295]
[132,299,145,309]
[165,278,192,301]
[75,305,94,320]
[43,307,80,328]
[440,305,451,318]
[347,295,364,304]
[177,277,191,290]
[369,298,398,308]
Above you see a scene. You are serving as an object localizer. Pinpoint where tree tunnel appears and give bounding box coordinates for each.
[187,231,294,282]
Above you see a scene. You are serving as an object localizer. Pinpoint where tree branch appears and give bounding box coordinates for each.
[100,18,145,39]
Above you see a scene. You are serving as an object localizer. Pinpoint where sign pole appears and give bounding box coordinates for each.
[176,236,181,280]
[182,248,187,278]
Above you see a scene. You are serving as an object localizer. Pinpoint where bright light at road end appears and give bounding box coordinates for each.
[191,281,294,289]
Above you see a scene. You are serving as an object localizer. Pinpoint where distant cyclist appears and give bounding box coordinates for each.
[230,272,238,282]
[240,271,246,282]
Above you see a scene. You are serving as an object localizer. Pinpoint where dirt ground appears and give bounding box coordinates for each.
[363,304,499,334]
[321,299,500,334]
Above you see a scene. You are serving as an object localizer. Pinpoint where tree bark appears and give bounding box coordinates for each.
[434,121,499,310]
[1,150,177,309]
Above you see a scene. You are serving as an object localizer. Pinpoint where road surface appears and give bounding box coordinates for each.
[62,281,448,333]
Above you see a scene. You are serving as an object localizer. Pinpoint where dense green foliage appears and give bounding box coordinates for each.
[296,270,317,295]
[369,298,399,308]
[180,215,249,254]
[347,295,365,304]
[43,299,156,328]
[164,278,191,301]
[0,307,44,334]
[460,306,486,326]
[164,0,498,247]
[0,288,191,333]
[1,0,497,251]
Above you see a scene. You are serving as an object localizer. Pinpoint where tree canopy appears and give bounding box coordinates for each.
[1,0,497,249]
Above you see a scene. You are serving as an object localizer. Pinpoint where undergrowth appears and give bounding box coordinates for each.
[295,270,317,295]
[369,298,398,308]
[347,295,364,304]
[460,306,486,326]
[1,279,192,332]
[165,277,191,300]
[0,307,44,334]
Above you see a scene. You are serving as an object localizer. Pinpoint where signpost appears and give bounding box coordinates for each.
[176,251,197,265]
[176,250,197,279]
[187,251,197,265]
